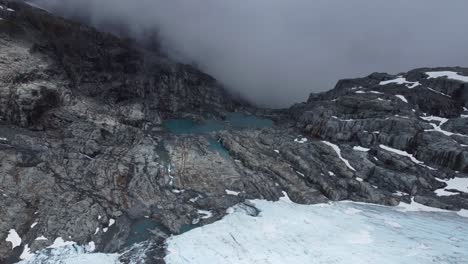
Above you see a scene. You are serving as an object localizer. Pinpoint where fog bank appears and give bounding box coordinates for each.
[30,0,468,107]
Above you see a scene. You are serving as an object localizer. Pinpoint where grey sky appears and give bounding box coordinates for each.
[32,0,468,107]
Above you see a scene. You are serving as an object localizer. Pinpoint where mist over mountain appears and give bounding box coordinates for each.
[29,0,468,107]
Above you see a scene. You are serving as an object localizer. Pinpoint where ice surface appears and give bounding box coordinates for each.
[426,71,468,83]
[165,199,468,264]
[17,245,120,264]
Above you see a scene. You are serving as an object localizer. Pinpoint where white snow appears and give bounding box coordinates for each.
[322,141,356,171]
[225,189,240,196]
[397,198,451,213]
[435,177,468,196]
[20,244,34,260]
[355,90,366,94]
[0,137,7,141]
[426,71,468,83]
[197,210,213,219]
[86,241,96,252]
[379,77,420,88]
[379,145,435,170]
[35,236,48,241]
[420,115,467,137]
[273,149,280,154]
[6,229,21,249]
[108,219,115,227]
[395,95,408,103]
[165,199,468,264]
[48,237,76,249]
[94,228,100,235]
[30,222,38,228]
[294,137,308,143]
[426,87,451,97]
[332,116,354,122]
[353,146,370,152]
[370,91,383,94]
[328,171,336,176]
[292,170,304,177]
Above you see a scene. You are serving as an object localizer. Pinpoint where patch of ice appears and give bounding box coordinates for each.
[295,171,305,177]
[395,95,408,103]
[420,115,467,137]
[379,144,435,170]
[393,191,408,197]
[6,229,21,249]
[426,87,451,97]
[294,137,308,143]
[353,146,370,152]
[332,116,354,122]
[435,177,468,196]
[426,71,468,83]
[20,244,34,260]
[379,77,420,88]
[322,141,356,171]
[48,237,76,249]
[225,189,240,196]
[197,210,213,219]
[86,241,96,252]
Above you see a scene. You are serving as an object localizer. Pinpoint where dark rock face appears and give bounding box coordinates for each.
[1,1,468,263]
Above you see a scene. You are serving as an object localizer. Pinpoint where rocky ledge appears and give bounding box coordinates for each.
[1,1,468,263]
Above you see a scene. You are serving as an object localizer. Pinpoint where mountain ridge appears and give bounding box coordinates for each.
[1,1,468,263]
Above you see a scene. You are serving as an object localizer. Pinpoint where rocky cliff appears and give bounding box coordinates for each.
[1,1,468,263]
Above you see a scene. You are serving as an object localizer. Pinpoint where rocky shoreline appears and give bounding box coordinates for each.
[1,1,468,263]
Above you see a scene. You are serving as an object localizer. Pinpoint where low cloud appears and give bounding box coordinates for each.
[32,0,468,107]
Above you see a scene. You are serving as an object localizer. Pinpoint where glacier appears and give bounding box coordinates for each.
[165,199,468,264]
[16,199,468,264]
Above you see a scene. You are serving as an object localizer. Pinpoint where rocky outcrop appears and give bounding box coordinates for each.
[1,1,468,263]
